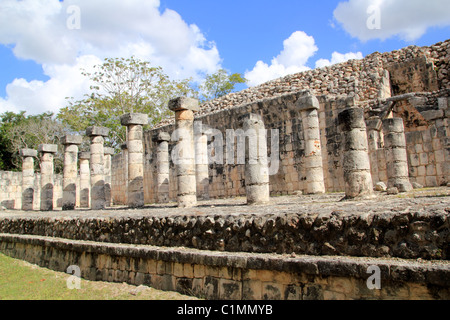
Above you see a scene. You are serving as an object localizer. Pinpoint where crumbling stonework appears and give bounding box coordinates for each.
[20,149,37,211]
[38,144,57,211]
[169,97,199,208]
[87,126,110,210]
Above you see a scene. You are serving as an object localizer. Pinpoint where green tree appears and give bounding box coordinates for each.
[57,57,197,150]
[199,69,246,102]
[0,111,69,172]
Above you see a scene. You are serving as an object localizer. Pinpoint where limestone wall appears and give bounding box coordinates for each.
[0,171,67,210]
[1,233,448,300]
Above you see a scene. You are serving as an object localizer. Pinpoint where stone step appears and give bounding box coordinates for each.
[0,233,449,300]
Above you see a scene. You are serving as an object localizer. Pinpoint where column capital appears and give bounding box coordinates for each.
[382,118,405,133]
[78,151,90,160]
[86,126,110,137]
[120,113,149,126]
[38,144,58,154]
[61,135,83,146]
[104,147,115,156]
[296,94,320,111]
[20,149,38,158]
[169,97,200,112]
[152,132,171,143]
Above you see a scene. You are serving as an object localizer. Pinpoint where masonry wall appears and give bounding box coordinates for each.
[0,171,68,210]
[108,40,450,205]
[1,234,449,300]
[109,92,449,205]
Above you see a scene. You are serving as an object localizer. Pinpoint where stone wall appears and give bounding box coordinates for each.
[155,40,450,128]
[110,39,450,205]
[1,196,448,260]
[0,171,67,210]
[1,233,448,300]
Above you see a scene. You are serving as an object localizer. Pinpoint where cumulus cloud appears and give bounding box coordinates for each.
[333,0,450,41]
[245,31,318,87]
[315,51,364,69]
[0,0,222,115]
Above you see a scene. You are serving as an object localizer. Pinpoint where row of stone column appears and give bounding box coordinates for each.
[338,108,412,199]
[18,98,413,211]
[19,126,113,211]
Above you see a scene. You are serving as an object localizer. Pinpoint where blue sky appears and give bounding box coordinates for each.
[0,0,449,115]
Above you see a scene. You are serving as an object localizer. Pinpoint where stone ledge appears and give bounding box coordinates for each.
[1,191,448,260]
[0,233,448,287]
[0,233,448,300]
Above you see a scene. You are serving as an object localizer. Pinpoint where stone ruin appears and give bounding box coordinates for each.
[0,39,449,300]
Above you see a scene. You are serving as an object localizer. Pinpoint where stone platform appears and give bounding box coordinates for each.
[0,188,449,300]
[1,188,449,260]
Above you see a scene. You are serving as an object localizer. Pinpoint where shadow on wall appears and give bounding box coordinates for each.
[1,200,15,210]
[21,187,34,210]
[40,183,54,211]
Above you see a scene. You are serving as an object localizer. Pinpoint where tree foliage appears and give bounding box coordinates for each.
[57,57,196,150]
[0,111,68,172]
[199,69,246,102]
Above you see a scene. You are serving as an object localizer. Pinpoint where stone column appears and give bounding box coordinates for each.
[20,149,37,211]
[338,108,374,200]
[79,152,90,209]
[86,126,110,210]
[169,97,199,208]
[121,113,148,208]
[61,135,82,210]
[366,119,382,184]
[240,113,270,205]
[104,147,115,207]
[195,131,210,200]
[297,94,325,194]
[382,118,413,192]
[153,132,171,204]
[38,144,58,211]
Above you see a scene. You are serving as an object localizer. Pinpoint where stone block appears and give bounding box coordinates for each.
[421,110,444,121]
[61,135,83,145]
[152,132,171,142]
[20,149,38,158]
[78,152,90,160]
[120,113,149,126]
[338,108,366,130]
[38,144,58,154]
[86,126,110,137]
[104,147,115,156]
[296,94,320,111]
[168,97,200,112]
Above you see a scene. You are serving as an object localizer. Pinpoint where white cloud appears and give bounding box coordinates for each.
[0,0,222,115]
[245,31,318,87]
[0,55,102,115]
[315,51,364,69]
[334,0,450,42]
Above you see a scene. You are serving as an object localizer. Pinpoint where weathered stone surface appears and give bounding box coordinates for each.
[61,135,83,146]
[78,151,90,160]
[153,132,171,142]
[86,126,110,137]
[120,113,149,126]
[296,94,320,111]
[168,97,200,112]
[20,149,38,158]
[2,188,448,260]
[38,144,58,154]
[104,148,115,155]
[338,108,374,200]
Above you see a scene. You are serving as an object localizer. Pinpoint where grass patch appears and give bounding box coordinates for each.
[0,253,198,300]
